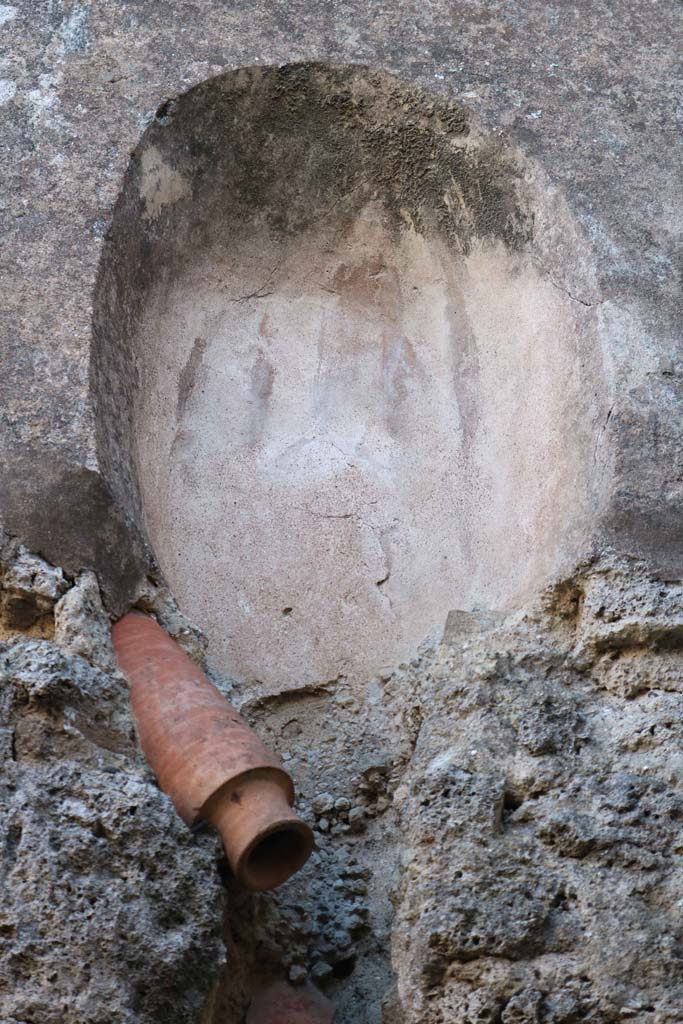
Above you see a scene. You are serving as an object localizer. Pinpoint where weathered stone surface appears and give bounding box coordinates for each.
[0,541,67,632]
[0,627,225,1024]
[54,569,116,671]
[133,577,209,667]
[1,759,222,1024]
[390,555,683,1023]
[4,551,683,1024]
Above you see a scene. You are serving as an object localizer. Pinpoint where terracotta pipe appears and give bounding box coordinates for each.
[111,612,314,890]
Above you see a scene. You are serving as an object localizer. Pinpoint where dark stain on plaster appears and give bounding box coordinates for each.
[158,63,532,253]
[249,350,275,403]
[247,349,276,443]
[381,331,420,437]
[176,336,207,421]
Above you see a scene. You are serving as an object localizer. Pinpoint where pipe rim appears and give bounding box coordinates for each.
[236,817,315,891]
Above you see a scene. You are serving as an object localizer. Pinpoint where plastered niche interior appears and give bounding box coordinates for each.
[92,64,606,695]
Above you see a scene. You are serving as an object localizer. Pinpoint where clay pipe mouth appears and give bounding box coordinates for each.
[238,819,315,891]
[206,769,315,891]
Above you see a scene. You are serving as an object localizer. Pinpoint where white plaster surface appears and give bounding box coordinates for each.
[135,205,599,694]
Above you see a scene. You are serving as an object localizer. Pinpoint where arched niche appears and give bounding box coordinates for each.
[92,64,607,694]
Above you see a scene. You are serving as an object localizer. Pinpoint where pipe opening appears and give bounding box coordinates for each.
[243,824,314,891]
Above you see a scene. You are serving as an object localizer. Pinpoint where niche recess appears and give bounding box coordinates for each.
[92,64,605,694]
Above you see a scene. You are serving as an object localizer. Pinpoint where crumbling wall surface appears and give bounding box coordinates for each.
[215,676,404,1024]
[5,549,683,1024]
[0,536,225,1024]
[389,554,683,1023]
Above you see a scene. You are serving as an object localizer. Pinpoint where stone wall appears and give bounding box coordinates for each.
[391,555,683,1022]
[0,534,225,1023]
[2,2,682,1022]
[5,541,683,1022]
